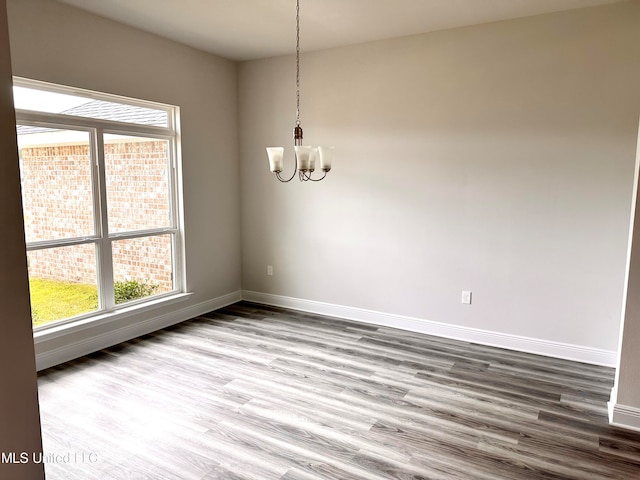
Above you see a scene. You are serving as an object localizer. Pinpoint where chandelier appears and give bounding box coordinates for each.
[266,0,333,182]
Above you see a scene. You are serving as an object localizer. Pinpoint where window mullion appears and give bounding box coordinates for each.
[25,236,100,251]
[93,128,115,311]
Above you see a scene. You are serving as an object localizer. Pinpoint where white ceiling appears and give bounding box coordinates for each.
[56,0,626,61]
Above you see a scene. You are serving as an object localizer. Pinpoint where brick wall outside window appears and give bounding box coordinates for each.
[21,140,173,291]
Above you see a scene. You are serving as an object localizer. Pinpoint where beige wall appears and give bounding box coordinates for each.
[0,0,44,478]
[6,0,241,357]
[240,1,640,351]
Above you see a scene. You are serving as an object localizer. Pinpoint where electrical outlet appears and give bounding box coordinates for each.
[461,290,472,305]
[267,265,273,276]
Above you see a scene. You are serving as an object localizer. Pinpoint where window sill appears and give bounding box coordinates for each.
[33,292,193,344]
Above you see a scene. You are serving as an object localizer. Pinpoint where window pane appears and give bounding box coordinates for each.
[28,244,98,327]
[112,235,174,305]
[105,134,171,233]
[13,86,168,127]
[18,127,94,242]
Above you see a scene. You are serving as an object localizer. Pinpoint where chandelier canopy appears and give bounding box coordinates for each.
[266,0,333,182]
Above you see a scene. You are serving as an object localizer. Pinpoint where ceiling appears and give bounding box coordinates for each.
[56,0,626,61]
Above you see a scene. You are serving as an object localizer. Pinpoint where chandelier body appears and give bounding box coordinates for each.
[266,0,333,182]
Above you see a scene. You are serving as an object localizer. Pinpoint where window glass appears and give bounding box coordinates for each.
[28,244,98,326]
[13,86,169,127]
[104,134,171,233]
[112,235,174,304]
[17,127,95,242]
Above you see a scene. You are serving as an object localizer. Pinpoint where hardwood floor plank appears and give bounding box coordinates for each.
[478,438,632,480]
[37,301,640,479]
[239,399,411,464]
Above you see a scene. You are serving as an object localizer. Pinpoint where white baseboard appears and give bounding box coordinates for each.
[608,386,617,423]
[242,291,617,367]
[35,291,241,371]
[608,382,640,432]
[610,403,640,432]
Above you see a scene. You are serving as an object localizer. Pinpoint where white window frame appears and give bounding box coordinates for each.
[14,77,185,331]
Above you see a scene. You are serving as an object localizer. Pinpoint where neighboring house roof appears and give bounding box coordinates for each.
[62,100,167,126]
[17,100,167,135]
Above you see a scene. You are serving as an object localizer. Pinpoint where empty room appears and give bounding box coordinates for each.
[1,0,640,478]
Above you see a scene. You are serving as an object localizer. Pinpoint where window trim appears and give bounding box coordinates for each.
[15,78,185,331]
[15,110,175,137]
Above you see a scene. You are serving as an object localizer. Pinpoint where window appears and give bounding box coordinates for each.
[14,78,183,329]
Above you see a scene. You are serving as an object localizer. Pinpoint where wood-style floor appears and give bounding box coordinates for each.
[37,302,640,479]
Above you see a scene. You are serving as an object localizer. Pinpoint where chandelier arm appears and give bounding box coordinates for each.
[308,171,328,182]
[299,169,327,182]
[276,155,299,182]
[276,171,295,183]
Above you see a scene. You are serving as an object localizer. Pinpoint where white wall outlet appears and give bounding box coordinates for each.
[267,265,273,276]
[461,290,472,305]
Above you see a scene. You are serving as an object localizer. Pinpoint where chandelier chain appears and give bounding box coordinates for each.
[295,0,300,127]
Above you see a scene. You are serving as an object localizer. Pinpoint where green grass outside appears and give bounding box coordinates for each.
[29,278,98,327]
[29,278,160,327]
